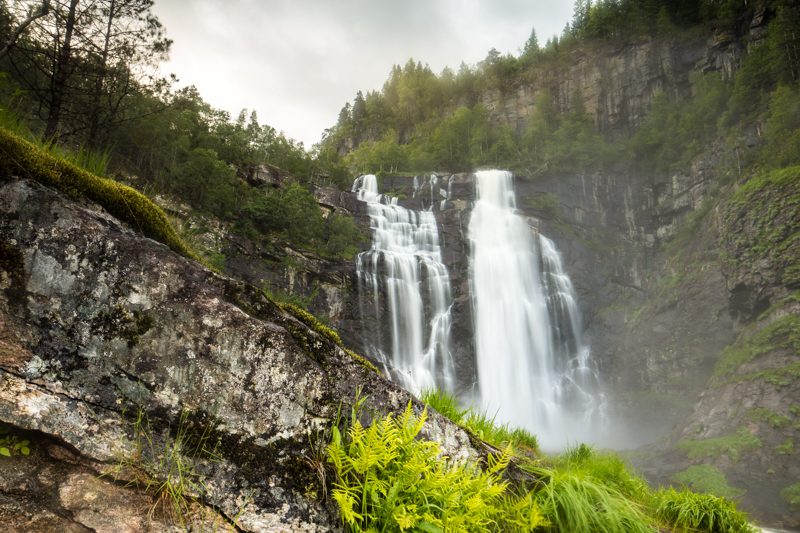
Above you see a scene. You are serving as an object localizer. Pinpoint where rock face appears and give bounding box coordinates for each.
[0,179,479,531]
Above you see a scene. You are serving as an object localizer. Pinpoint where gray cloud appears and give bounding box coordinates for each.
[153,0,574,147]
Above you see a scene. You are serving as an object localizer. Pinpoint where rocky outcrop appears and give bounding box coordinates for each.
[0,178,479,531]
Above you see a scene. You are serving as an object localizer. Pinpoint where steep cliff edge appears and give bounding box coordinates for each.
[0,177,477,531]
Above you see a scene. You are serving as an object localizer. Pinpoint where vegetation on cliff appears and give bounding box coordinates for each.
[321,0,799,177]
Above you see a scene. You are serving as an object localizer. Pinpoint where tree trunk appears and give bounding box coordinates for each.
[44,0,79,140]
[88,0,116,148]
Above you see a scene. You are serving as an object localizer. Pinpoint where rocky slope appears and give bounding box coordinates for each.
[0,177,479,532]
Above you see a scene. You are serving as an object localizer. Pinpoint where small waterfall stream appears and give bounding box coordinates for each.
[353,174,455,393]
[469,169,604,449]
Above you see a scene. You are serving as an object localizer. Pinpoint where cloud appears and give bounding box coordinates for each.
[153,0,573,147]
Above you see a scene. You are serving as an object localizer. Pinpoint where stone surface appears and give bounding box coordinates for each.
[0,179,480,531]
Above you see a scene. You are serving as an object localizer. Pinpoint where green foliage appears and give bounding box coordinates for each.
[110,409,221,526]
[671,465,745,499]
[419,389,539,454]
[549,444,649,500]
[782,482,800,506]
[463,410,540,455]
[0,127,198,261]
[529,467,652,533]
[653,487,755,533]
[748,407,791,429]
[322,213,367,260]
[630,72,730,173]
[327,402,547,532]
[245,182,324,246]
[713,313,800,382]
[721,166,800,294]
[761,85,800,167]
[776,438,794,455]
[419,388,469,425]
[677,429,761,462]
[0,424,31,457]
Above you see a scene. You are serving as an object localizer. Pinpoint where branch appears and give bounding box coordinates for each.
[0,1,52,60]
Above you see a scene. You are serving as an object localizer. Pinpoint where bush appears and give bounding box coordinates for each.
[322,213,366,260]
[245,182,324,246]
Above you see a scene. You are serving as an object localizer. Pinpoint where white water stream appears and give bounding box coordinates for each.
[353,175,455,393]
[353,170,604,449]
[469,169,604,450]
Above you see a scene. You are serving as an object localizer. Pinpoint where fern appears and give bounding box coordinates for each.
[327,402,547,532]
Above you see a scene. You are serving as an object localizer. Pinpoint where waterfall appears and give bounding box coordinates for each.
[353,174,455,393]
[469,169,604,449]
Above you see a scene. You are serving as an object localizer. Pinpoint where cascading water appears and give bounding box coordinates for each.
[353,174,455,393]
[469,169,604,449]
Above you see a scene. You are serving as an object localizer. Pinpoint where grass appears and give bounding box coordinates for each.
[653,487,755,532]
[328,391,756,533]
[529,468,652,533]
[676,429,761,462]
[108,409,223,527]
[0,126,199,261]
[671,465,745,499]
[420,389,539,454]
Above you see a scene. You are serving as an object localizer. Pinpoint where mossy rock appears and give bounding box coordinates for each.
[277,301,379,374]
[0,127,198,261]
[721,166,800,297]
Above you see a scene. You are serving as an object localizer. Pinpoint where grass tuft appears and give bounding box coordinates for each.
[654,487,755,532]
[420,389,539,454]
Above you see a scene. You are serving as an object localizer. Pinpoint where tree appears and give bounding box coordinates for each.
[5,0,170,143]
[0,0,50,59]
[522,27,539,57]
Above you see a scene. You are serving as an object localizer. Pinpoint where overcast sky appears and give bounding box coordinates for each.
[152,0,574,148]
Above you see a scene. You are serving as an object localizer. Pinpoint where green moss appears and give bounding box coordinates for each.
[721,166,800,286]
[0,127,199,261]
[712,313,800,382]
[671,465,745,499]
[676,429,761,462]
[781,483,800,507]
[277,301,379,374]
[776,438,794,455]
[748,407,792,429]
